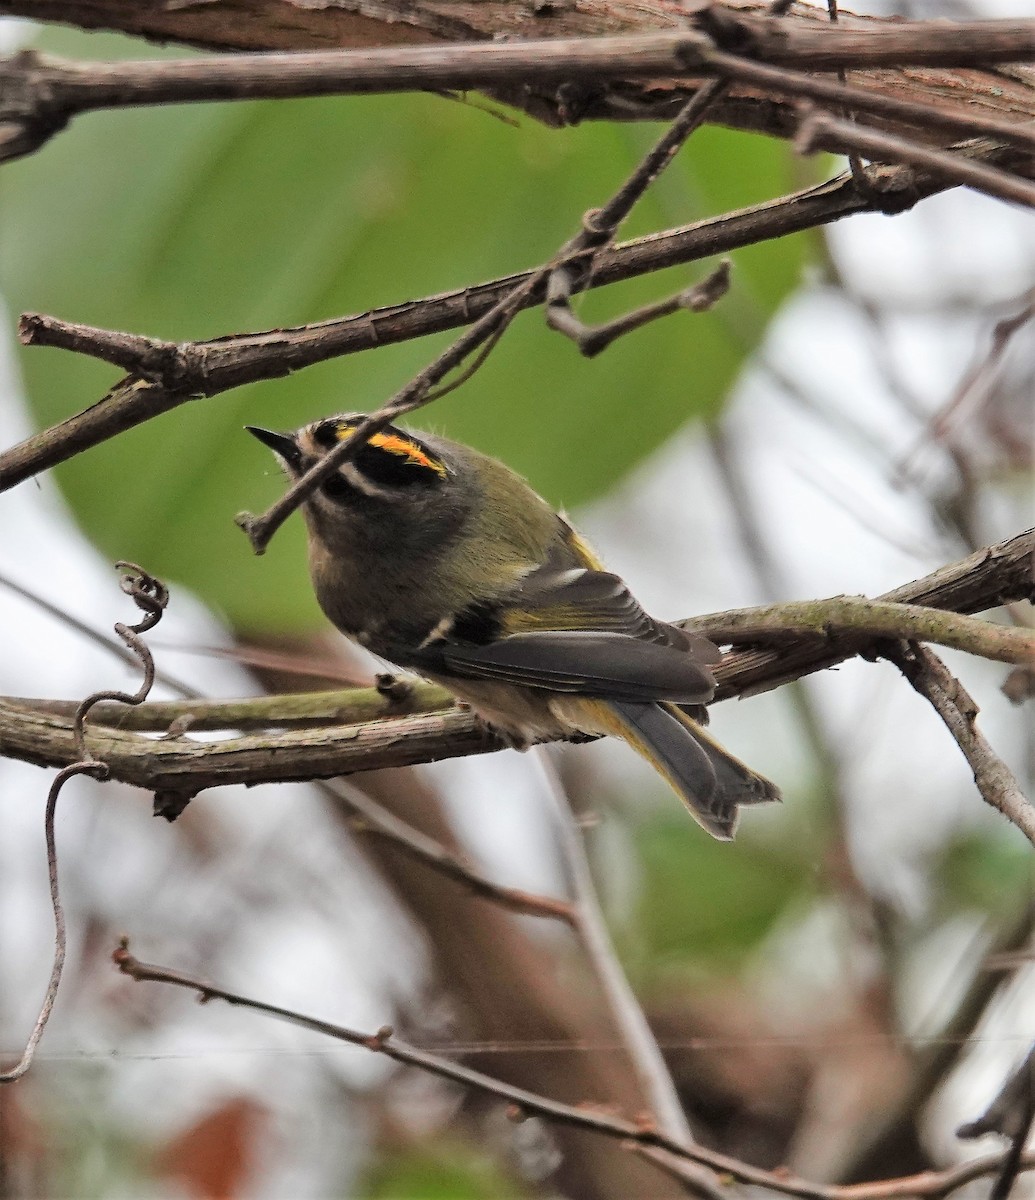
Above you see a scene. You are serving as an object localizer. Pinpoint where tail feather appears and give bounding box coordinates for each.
[605,700,781,840]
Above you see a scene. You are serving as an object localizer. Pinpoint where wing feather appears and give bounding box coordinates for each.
[415,527,721,704]
[438,631,715,703]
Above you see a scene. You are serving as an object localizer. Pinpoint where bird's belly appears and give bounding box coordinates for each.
[425,675,605,748]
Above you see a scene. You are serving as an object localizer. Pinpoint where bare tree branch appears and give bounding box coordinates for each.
[3,138,1031,496]
[234,72,729,552]
[322,775,576,924]
[1,529,1030,794]
[702,48,1035,151]
[533,752,699,1144]
[694,596,1035,665]
[705,526,1035,702]
[3,18,1033,163]
[3,0,1033,135]
[111,937,1035,1200]
[887,642,1035,844]
[795,108,1035,209]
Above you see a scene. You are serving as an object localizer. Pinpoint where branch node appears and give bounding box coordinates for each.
[580,206,610,242]
[375,672,415,705]
[547,259,731,356]
[694,5,757,54]
[234,510,268,555]
[153,789,197,822]
[1002,666,1035,705]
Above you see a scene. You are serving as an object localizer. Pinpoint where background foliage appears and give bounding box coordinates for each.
[1,27,806,630]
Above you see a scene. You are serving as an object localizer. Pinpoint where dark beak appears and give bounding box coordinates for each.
[246,425,301,469]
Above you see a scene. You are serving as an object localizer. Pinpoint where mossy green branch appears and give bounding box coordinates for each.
[688,596,1035,665]
[1,527,1031,792]
[19,681,455,733]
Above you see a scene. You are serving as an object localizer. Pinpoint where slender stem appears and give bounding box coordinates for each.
[5,147,1025,494]
[112,938,1035,1199]
[534,751,697,1143]
[888,643,1035,845]
[321,775,576,924]
[796,110,1035,208]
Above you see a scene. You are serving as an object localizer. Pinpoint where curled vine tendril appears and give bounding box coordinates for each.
[1,563,169,1083]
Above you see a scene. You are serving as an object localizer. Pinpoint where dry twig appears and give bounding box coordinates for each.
[234,71,731,552]
[111,937,1035,1200]
[4,143,1029,495]
[886,642,1035,845]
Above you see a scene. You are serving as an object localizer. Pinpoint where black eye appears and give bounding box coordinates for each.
[320,473,353,503]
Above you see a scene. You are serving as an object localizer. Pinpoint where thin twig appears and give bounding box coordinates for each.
[111,938,1035,1200]
[855,902,1035,1176]
[795,110,1035,208]
[321,776,576,924]
[232,275,541,552]
[546,258,730,357]
[959,1041,1035,1200]
[534,750,735,1199]
[959,1040,1035,1140]
[534,752,695,1139]
[928,287,1035,446]
[705,419,899,1154]
[235,75,730,553]
[886,642,1035,845]
[5,146,1028,494]
[704,48,1035,152]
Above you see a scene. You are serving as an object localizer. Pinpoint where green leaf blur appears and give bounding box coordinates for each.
[935,830,1032,916]
[1,28,807,630]
[630,814,815,969]
[360,1144,530,1200]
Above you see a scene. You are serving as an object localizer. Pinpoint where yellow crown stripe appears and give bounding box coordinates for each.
[335,423,447,477]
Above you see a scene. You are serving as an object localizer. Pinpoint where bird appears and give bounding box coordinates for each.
[247,414,780,839]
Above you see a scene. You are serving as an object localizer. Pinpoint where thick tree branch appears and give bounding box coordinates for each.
[696,596,1034,665]
[702,526,1035,702]
[3,0,1033,135]
[21,681,455,732]
[2,21,1034,163]
[1,529,1030,793]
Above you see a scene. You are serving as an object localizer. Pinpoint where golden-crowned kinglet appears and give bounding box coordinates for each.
[248,415,779,839]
